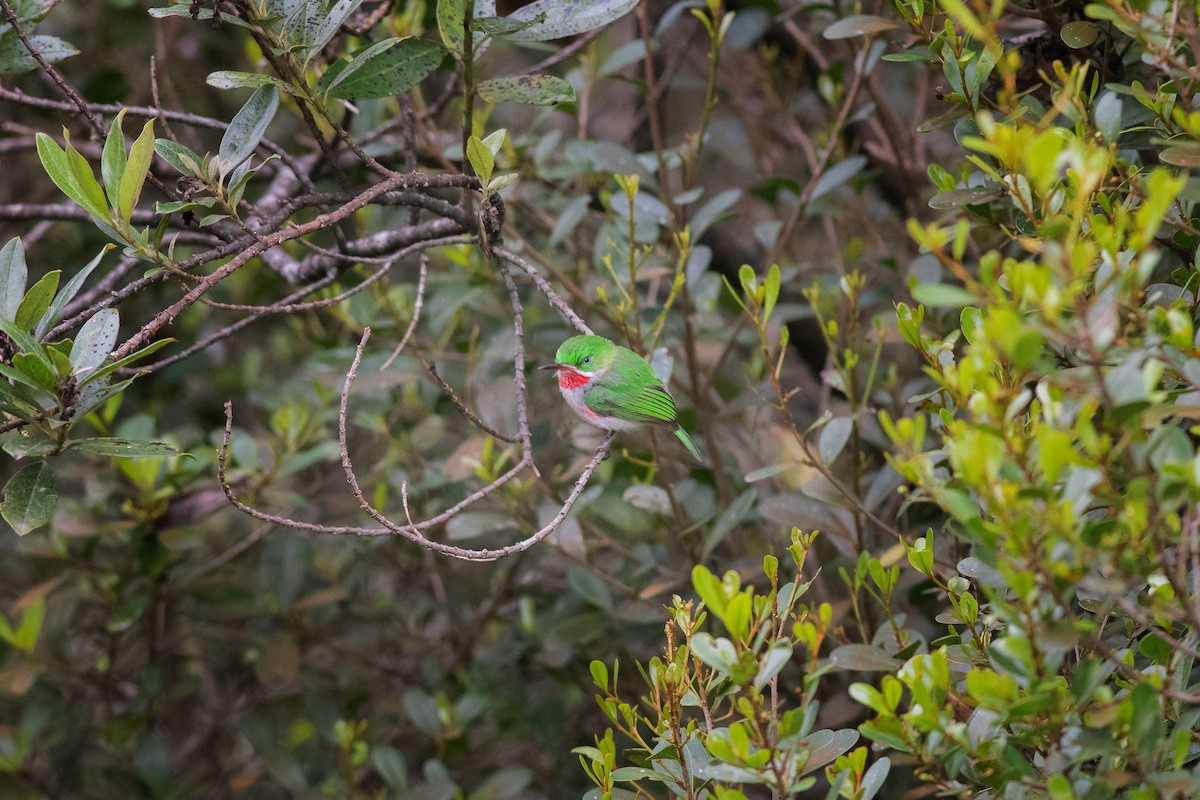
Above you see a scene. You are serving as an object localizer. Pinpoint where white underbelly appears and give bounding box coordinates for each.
[560,387,642,431]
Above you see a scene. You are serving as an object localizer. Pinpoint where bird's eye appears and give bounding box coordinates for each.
[582,356,591,365]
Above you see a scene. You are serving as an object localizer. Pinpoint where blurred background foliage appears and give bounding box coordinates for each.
[2,0,1200,798]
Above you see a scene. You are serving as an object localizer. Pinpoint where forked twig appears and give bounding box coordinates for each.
[218,328,613,562]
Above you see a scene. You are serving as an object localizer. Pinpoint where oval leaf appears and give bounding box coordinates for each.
[506,0,639,42]
[2,461,57,536]
[477,74,575,105]
[818,417,853,465]
[823,15,902,40]
[321,38,447,101]
[71,308,119,374]
[1160,142,1200,168]
[829,643,900,671]
[1060,20,1099,48]
[909,283,975,307]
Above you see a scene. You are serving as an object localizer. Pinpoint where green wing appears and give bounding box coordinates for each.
[586,382,679,425]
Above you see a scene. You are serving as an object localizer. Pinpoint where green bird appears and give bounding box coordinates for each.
[540,335,703,461]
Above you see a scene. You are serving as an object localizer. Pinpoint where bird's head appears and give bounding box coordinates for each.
[539,335,614,389]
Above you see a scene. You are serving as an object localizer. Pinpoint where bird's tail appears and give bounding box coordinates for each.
[674,427,703,462]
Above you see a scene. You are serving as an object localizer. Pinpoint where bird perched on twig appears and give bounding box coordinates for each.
[540,335,702,461]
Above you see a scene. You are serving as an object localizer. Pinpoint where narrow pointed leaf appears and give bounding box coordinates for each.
[35,245,112,339]
[74,337,173,386]
[63,135,110,220]
[101,109,128,211]
[312,0,364,52]
[118,119,157,219]
[36,133,106,220]
[219,86,279,170]
[0,237,29,322]
[148,4,255,29]
[67,438,183,458]
[206,71,294,92]
[0,377,44,421]
[1,461,57,536]
[14,271,59,331]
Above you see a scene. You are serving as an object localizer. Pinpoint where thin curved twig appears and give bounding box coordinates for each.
[422,360,518,443]
[380,252,428,371]
[493,245,594,335]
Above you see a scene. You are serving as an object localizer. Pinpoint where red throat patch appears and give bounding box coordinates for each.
[557,369,590,390]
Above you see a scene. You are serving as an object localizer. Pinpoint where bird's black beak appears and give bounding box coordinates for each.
[538,363,563,371]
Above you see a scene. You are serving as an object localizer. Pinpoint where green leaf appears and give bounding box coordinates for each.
[472,14,545,37]
[818,417,853,464]
[860,756,891,800]
[36,132,108,220]
[753,642,793,690]
[66,437,183,458]
[320,38,446,101]
[0,33,77,75]
[206,71,294,92]
[154,139,204,176]
[762,263,780,323]
[1060,20,1099,48]
[218,85,279,171]
[437,0,466,54]
[810,156,866,202]
[505,0,639,42]
[11,351,58,390]
[148,4,255,29]
[829,644,899,671]
[64,133,110,220]
[372,745,408,790]
[822,15,902,39]
[692,564,727,618]
[568,567,613,611]
[909,283,974,307]
[622,484,670,515]
[311,0,365,53]
[14,270,59,331]
[0,376,46,421]
[101,109,128,212]
[0,237,29,322]
[35,244,112,340]
[477,74,575,106]
[0,317,53,377]
[118,118,156,219]
[9,598,45,653]
[799,729,859,775]
[478,130,505,158]
[70,308,119,375]
[689,632,738,674]
[928,184,1003,209]
[1,460,57,536]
